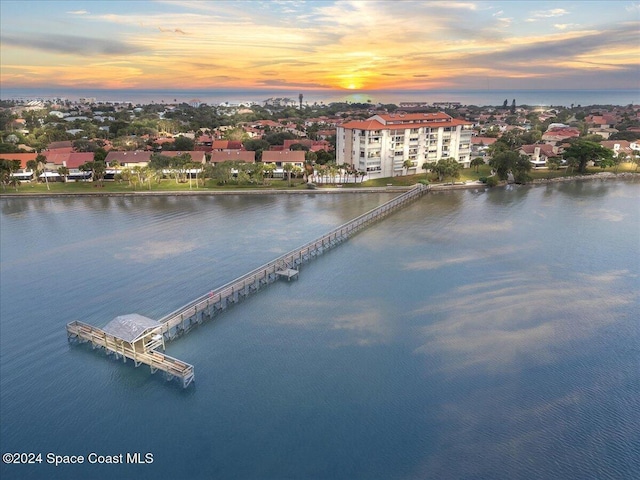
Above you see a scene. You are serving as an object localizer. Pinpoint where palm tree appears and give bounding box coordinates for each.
[314,164,326,184]
[119,168,132,187]
[263,163,276,181]
[0,160,21,191]
[7,176,20,191]
[57,166,69,183]
[283,163,294,187]
[470,157,485,173]
[422,161,436,179]
[36,154,50,190]
[403,159,413,176]
[26,159,38,183]
[327,163,338,184]
[292,165,303,182]
[251,162,265,185]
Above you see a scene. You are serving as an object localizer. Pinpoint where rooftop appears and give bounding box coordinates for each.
[102,313,161,344]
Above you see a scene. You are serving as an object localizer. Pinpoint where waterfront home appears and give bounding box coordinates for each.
[44,151,95,181]
[105,151,153,168]
[262,150,305,177]
[471,136,497,157]
[2,152,37,181]
[519,144,560,168]
[600,140,637,158]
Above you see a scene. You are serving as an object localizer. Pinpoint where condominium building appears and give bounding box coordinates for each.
[336,112,473,178]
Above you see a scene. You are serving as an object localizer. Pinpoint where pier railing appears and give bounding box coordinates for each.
[66,320,195,387]
[157,184,428,331]
[68,184,428,387]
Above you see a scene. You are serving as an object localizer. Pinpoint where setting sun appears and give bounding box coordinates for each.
[0,1,637,92]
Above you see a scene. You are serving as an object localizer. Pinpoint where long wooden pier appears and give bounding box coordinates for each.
[67,184,429,387]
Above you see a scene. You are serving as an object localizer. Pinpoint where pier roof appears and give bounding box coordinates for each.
[102,314,161,343]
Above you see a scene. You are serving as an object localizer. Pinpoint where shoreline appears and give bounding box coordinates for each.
[1,172,638,199]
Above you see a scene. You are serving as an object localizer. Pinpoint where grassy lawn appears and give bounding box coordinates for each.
[2,178,310,194]
[3,163,637,194]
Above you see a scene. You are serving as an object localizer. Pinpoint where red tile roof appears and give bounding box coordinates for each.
[471,137,498,145]
[210,151,255,163]
[377,112,451,124]
[46,140,73,150]
[44,152,95,168]
[340,118,470,131]
[45,146,74,155]
[262,150,306,163]
[520,144,558,157]
[0,152,37,169]
[154,151,207,163]
[212,140,229,150]
[105,151,153,164]
[283,139,313,149]
[339,119,386,130]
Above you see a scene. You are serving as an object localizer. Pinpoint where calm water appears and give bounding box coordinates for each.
[1,88,637,107]
[1,183,639,480]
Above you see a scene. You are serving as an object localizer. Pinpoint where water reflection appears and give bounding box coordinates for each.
[411,268,637,373]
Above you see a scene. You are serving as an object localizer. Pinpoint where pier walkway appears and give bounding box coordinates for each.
[67,184,428,387]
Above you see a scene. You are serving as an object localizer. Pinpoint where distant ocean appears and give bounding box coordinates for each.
[1,88,637,107]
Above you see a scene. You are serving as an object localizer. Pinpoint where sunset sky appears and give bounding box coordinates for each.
[1,0,639,92]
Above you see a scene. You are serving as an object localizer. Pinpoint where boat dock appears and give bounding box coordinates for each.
[67,184,429,388]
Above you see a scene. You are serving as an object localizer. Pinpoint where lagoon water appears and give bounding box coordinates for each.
[1,182,639,480]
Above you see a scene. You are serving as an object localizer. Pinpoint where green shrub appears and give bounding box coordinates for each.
[485,176,499,187]
[513,172,532,184]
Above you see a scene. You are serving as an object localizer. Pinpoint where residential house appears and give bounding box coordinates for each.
[283,139,313,150]
[211,140,244,151]
[47,140,73,153]
[194,135,213,152]
[471,136,497,157]
[262,150,305,177]
[600,140,638,159]
[587,126,618,139]
[105,151,153,168]
[585,114,617,127]
[541,125,581,143]
[1,152,37,181]
[43,151,94,181]
[519,144,560,168]
[242,126,263,138]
